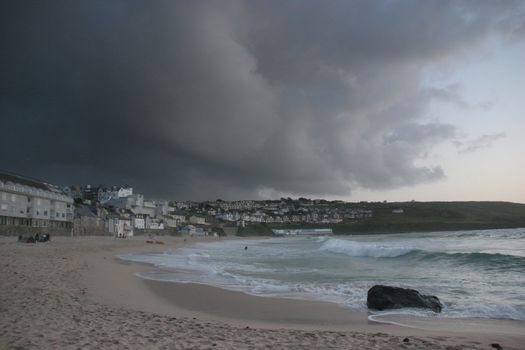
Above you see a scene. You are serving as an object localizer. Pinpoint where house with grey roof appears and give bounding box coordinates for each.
[72,204,106,236]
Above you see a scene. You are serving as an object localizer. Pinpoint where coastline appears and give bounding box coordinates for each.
[2,235,524,349]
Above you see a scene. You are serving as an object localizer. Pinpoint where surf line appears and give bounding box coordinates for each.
[368,311,426,329]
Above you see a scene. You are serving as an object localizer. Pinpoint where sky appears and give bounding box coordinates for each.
[1,0,524,202]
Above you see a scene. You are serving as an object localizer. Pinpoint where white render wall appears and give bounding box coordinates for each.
[0,181,73,222]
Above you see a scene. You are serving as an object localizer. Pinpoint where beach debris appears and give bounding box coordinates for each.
[146,240,165,244]
[367,285,442,313]
[403,337,410,343]
[490,343,503,350]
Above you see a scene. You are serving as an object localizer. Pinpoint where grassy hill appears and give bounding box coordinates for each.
[336,201,525,234]
[240,201,525,235]
[236,223,273,236]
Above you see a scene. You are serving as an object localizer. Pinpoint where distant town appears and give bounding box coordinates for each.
[0,170,378,238]
[1,170,525,238]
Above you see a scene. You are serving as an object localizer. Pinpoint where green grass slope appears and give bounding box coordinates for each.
[336,201,525,234]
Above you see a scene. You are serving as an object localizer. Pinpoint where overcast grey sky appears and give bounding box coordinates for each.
[1,1,524,202]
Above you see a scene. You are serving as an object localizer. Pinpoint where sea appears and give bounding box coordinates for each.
[119,228,525,321]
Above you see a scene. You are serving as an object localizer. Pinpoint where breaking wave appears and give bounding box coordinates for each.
[319,238,525,270]
[319,238,415,258]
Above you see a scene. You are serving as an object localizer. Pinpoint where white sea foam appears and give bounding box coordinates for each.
[443,302,525,320]
[319,238,414,258]
[316,236,329,243]
[369,302,525,322]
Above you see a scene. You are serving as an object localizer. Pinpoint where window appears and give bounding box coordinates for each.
[37,211,40,215]
[11,194,16,202]
[1,193,6,200]
[1,204,7,210]
[44,211,48,215]
[62,213,65,218]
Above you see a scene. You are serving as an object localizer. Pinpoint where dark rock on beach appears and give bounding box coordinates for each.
[367,285,442,313]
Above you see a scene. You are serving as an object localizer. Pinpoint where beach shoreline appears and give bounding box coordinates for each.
[1,235,524,349]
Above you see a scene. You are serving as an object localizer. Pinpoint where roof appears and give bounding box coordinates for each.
[0,170,67,195]
[75,205,98,218]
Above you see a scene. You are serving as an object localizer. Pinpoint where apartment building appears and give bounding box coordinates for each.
[0,171,74,229]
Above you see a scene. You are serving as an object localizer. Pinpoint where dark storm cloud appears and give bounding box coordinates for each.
[1,0,523,199]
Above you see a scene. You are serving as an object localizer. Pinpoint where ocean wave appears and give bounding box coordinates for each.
[407,250,525,270]
[318,238,525,268]
[319,238,414,258]
[121,229,525,322]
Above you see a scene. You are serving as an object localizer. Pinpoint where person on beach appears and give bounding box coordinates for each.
[244,246,248,251]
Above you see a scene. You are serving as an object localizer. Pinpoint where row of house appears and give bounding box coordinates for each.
[71,188,208,238]
[64,185,133,205]
[214,208,371,225]
[177,199,373,226]
[73,205,210,238]
[0,170,211,238]
[216,211,345,225]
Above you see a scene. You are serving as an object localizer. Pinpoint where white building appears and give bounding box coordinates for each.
[155,200,175,216]
[130,207,155,229]
[148,219,164,230]
[0,171,74,229]
[132,214,146,229]
[117,186,133,198]
[107,214,133,238]
[172,213,186,224]
[189,215,206,225]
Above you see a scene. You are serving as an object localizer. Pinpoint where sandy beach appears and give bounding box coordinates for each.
[1,235,524,349]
